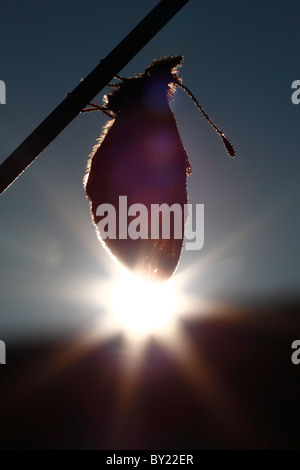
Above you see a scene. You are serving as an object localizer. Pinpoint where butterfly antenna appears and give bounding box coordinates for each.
[178,83,236,158]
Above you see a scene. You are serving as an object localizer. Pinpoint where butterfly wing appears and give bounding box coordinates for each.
[85,104,189,282]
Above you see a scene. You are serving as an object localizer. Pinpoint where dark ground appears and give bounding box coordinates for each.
[0,299,299,450]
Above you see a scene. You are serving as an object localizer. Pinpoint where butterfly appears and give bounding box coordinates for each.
[83,56,235,283]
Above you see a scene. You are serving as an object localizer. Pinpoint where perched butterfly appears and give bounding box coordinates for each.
[84,56,235,282]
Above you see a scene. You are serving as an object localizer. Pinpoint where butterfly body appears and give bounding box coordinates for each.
[85,56,190,282]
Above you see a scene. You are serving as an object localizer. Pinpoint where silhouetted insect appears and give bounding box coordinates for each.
[83,56,235,282]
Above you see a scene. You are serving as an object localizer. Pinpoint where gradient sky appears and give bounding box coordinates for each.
[0,0,299,342]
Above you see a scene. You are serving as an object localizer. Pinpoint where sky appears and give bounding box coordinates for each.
[0,0,299,343]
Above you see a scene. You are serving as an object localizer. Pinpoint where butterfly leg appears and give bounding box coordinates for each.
[81,103,114,118]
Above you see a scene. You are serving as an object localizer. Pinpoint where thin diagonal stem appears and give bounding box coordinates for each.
[0,0,189,195]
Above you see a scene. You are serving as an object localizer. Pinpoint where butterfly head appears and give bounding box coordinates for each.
[103,56,183,116]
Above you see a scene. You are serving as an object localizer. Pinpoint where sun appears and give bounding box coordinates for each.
[110,271,178,336]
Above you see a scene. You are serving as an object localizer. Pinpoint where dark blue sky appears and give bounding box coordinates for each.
[0,0,299,341]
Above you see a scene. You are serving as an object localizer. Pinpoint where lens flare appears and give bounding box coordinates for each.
[110,272,178,334]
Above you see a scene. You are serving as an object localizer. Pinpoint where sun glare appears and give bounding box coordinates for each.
[110,272,178,335]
